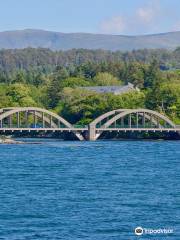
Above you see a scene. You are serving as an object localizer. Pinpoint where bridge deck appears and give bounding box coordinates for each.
[0,127,180,132]
[0,107,179,140]
[97,128,180,132]
[0,128,88,132]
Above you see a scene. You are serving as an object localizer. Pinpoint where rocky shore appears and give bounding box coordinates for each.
[0,138,24,144]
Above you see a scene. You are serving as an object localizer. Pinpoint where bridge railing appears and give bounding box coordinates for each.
[96,124,174,129]
[0,124,70,129]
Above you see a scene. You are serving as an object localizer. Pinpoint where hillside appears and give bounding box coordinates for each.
[0,29,180,51]
[0,47,180,74]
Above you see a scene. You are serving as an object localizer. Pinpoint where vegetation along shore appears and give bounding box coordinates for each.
[0,47,180,126]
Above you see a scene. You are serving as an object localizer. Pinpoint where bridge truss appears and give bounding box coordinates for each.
[0,107,85,140]
[88,109,176,140]
[0,107,178,141]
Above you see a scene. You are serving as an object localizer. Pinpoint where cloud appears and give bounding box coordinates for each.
[99,0,161,35]
[136,0,160,22]
[100,16,125,34]
[136,7,154,23]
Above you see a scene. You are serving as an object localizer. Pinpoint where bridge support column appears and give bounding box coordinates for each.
[25,111,28,127]
[33,111,36,127]
[121,117,124,127]
[88,125,96,141]
[143,112,145,127]
[17,112,20,128]
[128,114,132,128]
[136,112,139,128]
[150,114,152,127]
[50,115,52,128]
[42,112,45,128]
[8,116,12,128]
[157,118,160,128]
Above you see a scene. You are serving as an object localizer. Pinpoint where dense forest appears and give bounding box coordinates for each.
[1,47,180,124]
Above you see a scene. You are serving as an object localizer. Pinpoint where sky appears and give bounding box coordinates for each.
[0,0,180,35]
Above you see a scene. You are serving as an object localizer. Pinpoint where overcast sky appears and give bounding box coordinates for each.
[0,0,180,35]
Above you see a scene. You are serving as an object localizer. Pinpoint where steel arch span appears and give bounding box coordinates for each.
[0,107,84,140]
[88,109,176,140]
[0,107,178,141]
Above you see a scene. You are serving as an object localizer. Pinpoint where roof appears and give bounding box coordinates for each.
[81,83,139,95]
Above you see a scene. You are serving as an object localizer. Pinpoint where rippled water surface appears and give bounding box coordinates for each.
[0,139,180,239]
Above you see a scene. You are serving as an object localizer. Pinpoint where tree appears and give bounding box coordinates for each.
[144,60,162,88]
[144,60,165,110]
[60,77,90,88]
[0,84,13,107]
[12,71,26,84]
[124,62,145,88]
[93,72,121,86]
[6,84,36,106]
[58,87,145,124]
[47,67,69,108]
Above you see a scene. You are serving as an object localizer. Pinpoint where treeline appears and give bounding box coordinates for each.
[0,47,180,85]
[0,47,180,73]
[0,47,180,124]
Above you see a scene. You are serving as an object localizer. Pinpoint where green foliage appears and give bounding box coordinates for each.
[0,84,13,108]
[60,77,90,88]
[144,60,163,88]
[0,47,180,124]
[6,84,37,106]
[46,67,69,108]
[59,88,145,124]
[124,62,145,88]
[93,72,121,86]
[12,71,26,84]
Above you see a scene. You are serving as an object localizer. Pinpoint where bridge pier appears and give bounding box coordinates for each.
[88,125,96,141]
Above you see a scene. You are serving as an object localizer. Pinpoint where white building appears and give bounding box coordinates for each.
[81,83,139,95]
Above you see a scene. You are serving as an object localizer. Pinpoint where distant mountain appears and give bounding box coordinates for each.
[0,29,180,51]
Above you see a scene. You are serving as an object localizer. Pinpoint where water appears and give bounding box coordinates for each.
[0,139,179,239]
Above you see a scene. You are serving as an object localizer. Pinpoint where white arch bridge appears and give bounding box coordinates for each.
[0,107,179,141]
